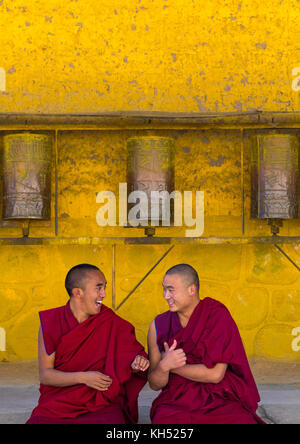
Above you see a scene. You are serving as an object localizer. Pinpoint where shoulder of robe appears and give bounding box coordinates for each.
[202,297,233,319]
[39,305,65,320]
[154,310,169,322]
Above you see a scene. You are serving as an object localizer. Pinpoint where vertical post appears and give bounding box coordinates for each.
[112,244,116,310]
[241,129,245,235]
[55,130,58,236]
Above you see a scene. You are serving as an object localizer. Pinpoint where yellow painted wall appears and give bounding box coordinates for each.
[0,1,300,362]
[0,0,300,113]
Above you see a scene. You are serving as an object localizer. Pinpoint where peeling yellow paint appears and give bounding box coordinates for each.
[0,0,299,113]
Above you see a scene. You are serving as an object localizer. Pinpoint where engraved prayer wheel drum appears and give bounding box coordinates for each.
[251,134,299,219]
[127,136,175,225]
[2,133,52,220]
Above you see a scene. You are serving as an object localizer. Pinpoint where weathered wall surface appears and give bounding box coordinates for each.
[0,1,300,362]
[0,0,300,113]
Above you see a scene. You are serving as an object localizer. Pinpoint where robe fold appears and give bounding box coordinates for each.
[27,302,148,424]
[151,297,265,424]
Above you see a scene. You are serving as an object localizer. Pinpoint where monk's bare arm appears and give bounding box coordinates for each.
[147,321,170,391]
[171,362,228,384]
[38,327,112,390]
[147,321,186,391]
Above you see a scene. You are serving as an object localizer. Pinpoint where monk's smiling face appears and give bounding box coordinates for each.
[80,270,107,316]
[162,273,194,313]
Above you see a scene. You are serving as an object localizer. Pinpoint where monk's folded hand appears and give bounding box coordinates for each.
[160,339,186,372]
[131,355,150,372]
[82,371,113,391]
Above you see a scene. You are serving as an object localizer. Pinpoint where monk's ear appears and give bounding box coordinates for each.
[71,287,83,299]
[188,284,196,297]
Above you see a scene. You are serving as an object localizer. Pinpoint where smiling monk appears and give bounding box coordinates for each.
[27,264,149,424]
[147,264,265,424]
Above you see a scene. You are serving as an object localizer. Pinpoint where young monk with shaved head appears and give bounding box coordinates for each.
[147,264,265,424]
[27,264,149,424]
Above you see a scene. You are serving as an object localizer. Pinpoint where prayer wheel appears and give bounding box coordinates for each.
[251,134,299,220]
[127,136,175,225]
[2,133,52,220]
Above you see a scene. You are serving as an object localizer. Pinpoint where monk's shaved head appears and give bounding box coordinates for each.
[165,264,200,292]
[65,264,101,297]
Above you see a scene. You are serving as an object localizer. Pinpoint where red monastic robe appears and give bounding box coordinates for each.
[27,302,148,424]
[151,297,265,424]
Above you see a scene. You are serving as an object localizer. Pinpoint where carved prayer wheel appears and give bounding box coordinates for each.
[2,133,52,220]
[127,136,175,226]
[251,134,299,220]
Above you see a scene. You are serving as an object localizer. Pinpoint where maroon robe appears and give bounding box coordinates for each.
[27,302,148,424]
[151,297,265,424]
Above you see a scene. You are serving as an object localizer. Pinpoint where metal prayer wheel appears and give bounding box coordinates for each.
[2,133,52,220]
[127,136,175,226]
[251,134,299,220]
